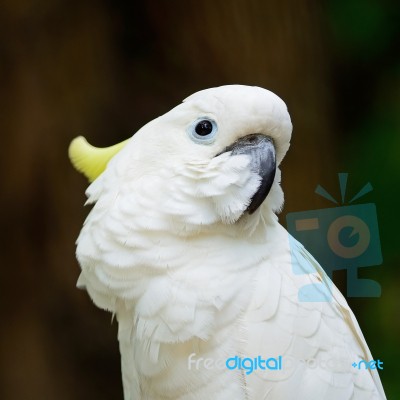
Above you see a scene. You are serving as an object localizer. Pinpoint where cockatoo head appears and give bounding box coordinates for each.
[70,85,292,233]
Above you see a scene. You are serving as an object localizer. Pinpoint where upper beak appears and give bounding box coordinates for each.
[216,134,276,214]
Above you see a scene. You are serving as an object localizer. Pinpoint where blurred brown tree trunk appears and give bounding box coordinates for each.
[0,1,336,399]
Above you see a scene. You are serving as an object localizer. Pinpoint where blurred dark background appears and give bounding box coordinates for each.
[0,0,399,398]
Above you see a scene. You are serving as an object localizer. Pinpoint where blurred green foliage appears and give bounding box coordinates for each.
[326,0,400,397]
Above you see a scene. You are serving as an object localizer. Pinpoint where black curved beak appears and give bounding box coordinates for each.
[216,134,276,214]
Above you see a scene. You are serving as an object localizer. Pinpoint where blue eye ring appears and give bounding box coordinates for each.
[187,117,218,145]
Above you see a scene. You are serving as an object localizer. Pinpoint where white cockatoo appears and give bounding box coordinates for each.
[69,85,386,400]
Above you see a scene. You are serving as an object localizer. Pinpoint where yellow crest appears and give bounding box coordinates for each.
[68,136,129,182]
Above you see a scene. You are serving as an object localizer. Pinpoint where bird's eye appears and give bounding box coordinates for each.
[195,120,213,136]
[187,118,218,144]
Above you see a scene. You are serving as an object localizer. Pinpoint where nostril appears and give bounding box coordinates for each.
[248,135,258,143]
